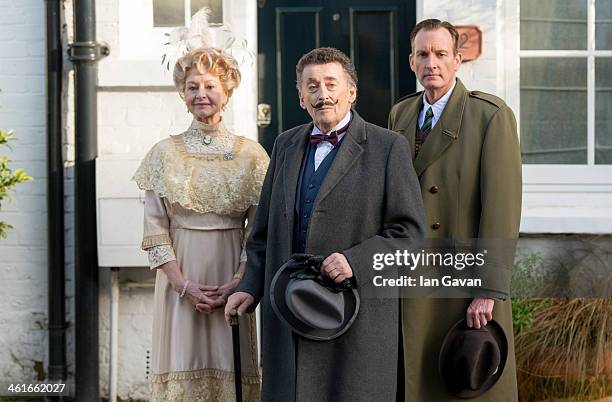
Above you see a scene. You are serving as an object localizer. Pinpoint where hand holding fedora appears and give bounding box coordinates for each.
[288,253,353,292]
[270,253,360,341]
[439,319,508,398]
[320,252,354,284]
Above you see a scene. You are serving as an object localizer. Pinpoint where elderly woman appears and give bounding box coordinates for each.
[133,47,268,401]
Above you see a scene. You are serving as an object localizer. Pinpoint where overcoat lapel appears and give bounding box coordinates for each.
[413,79,468,176]
[282,123,311,241]
[314,112,365,206]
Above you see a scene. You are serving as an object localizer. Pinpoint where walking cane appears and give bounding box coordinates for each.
[230,308,243,402]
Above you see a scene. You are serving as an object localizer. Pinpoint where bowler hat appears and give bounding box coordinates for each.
[270,254,360,341]
[438,319,508,398]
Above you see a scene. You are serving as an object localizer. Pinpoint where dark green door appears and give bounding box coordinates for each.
[257,0,416,151]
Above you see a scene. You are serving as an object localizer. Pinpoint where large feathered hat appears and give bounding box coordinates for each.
[161,8,253,71]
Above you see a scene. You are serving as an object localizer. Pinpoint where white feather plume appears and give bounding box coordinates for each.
[186,8,214,51]
[161,7,253,71]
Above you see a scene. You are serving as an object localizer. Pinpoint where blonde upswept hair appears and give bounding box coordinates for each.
[173,48,241,99]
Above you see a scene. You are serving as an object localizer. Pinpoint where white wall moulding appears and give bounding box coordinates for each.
[521,199,612,234]
[521,166,612,234]
[96,155,148,267]
[523,165,612,185]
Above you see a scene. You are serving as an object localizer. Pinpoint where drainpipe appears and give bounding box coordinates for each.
[67,0,109,399]
[45,0,67,389]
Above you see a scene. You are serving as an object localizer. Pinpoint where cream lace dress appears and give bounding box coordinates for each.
[133,119,269,402]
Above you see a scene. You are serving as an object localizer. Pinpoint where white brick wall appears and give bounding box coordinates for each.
[420,0,502,97]
[98,269,154,400]
[0,0,49,385]
[99,92,194,156]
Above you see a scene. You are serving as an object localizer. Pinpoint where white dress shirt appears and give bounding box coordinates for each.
[311,111,351,171]
[418,79,457,130]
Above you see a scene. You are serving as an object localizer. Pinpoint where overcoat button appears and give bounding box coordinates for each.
[431,222,441,230]
[429,185,439,194]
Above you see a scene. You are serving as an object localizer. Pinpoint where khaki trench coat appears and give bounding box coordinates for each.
[388,79,522,402]
[238,112,426,402]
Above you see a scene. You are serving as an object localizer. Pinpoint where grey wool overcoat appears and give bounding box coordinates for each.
[237,111,426,402]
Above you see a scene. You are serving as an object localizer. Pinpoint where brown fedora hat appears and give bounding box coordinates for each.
[270,254,360,341]
[438,319,508,398]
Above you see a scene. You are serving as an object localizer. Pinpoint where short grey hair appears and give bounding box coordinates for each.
[295,47,358,92]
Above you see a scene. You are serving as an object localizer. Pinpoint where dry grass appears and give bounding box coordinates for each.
[515,298,612,402]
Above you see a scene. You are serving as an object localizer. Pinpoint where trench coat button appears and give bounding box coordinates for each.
[429,185,439,194]
[431,222,441,230]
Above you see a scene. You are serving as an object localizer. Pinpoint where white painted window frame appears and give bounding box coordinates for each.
[503,0,612,233]
[505,0,612,179]
[512,0,612,168]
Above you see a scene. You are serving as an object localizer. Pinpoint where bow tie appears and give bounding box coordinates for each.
[309,122,350,146]
[310,131,339,146]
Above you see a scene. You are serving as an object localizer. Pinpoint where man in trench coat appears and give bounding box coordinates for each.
[388,20,522,401]
[226,47,426,401]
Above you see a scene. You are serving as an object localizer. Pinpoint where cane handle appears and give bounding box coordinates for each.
[230,308,238,326]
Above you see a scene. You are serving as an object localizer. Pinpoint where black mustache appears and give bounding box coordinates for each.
[311,99,338,109]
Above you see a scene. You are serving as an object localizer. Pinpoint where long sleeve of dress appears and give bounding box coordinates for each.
[141,190,177,269]
[240,205,257,263]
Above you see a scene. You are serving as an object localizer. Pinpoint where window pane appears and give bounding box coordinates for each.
[596,0,612,49]
[596,59,612,164]
[153,0,184,27]
[191,0,223,24]
[520,0,587,50]
[520,58,587,164]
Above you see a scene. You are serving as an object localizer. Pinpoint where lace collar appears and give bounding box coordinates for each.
[188,118,230,137]
[176,118,243,159]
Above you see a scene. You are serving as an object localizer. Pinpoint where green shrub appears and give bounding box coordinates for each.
[511,253,546,333]
[0,128,32,239]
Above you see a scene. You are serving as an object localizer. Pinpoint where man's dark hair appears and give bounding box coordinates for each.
[295,47,358,92]
[410,19,459,55]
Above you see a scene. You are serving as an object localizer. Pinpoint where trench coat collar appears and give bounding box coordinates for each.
[413,78,467,176]
[282,110,366,239]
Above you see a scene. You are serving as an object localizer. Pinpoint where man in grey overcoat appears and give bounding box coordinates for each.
[225,47,426,401]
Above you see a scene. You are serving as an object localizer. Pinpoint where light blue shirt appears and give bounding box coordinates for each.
[418,79,457,130]
[311,110,351,171]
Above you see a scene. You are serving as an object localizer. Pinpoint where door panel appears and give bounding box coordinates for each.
[350,8,398,127]
[276,8,322,136]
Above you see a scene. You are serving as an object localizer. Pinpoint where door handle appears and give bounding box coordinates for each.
[257,103,272,128]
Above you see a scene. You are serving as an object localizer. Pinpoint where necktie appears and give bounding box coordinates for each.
[415,107,434,156]
[421,107,434,131]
